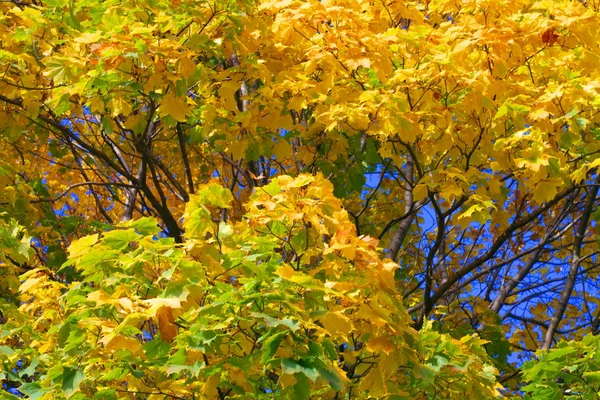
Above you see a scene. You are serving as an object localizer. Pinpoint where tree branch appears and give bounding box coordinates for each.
[177,122,195,195]
[542,180,600,349]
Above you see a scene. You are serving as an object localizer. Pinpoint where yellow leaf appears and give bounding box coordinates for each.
[571,165,588,184]
[145,297,182,310]
[532,179,561,203]
[275,264,297,280]
[358,90,380,103]
[272,139,293,160]
[378,353,401,379]
[321,311,353,339]
[279,373,297,388]
[74,31,102,44]
[228,367,250,389]
[38,339,55,354]
[160,93,189,122]
[288,95,307,110]
[156,306,178,343]
[367,336,395,354]
[118,298,133,313]
[144,72,164,92]
[440,182,463,200]
[43,57,73,85]
[587,157,600,171]
[179,56,196,79]
[358,366,386,396]
[124,113,145,132]
[19,276,43,293]
[87,290,114,305]
[68,234,99,259]
[201,375,220,398]
[412,184,428,202]
[108,96,133,117]
[89,97,104,113]
[453,39,473,54]
[286,174,315,188]
[104,335,143,356]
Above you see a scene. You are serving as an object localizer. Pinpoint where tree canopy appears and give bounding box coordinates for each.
[2,0,600,398]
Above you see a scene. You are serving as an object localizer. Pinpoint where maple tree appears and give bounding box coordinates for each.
[2,0,600,398]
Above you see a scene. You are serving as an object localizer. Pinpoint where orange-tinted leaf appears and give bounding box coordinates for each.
[156,306,177,343]
[542,28,559,45]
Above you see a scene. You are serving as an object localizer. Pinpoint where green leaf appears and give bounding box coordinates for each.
[494,104,508,119]
[203,184,233,208]
[415,364,435,383]
[281,359,319,382]
[317,367,346,391]
[62,367,84,398]
[135,39,147,53]
[245,141,260,161]
[288,174,314,188]
[18,382,51,400]
[218,221,234,239]
[167,348,187,365]
[165,364,188,375]
[321,339,338,360]
[547,346,578,361]
[1,392,22,400]
[583,371,600,382]
[19,358,39,378]
[144,337,171,360]
[101,229,140,250]
[428,355,449,371]
[100,368,127,382]
[101,115,113,134]
[55,93,71,115]
[291,372,310,400]
[228,355,252,370]
[183,207,211,239]
[77,249,119,273]
[261,330,287,364]
[122,217,161,236]
[58,322,73,347]
[165,361,204,377]
[93,389,117,400]
[261,180,282,196]
[252,313,300,332]
[63,328,87,353]
[565,107,579,119]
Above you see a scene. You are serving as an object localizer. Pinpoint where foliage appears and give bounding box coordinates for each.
[522,335,600,400]
[2,0,600,397]
[3,175,501,398]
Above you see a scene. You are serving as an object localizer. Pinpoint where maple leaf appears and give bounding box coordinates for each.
[3,0,600,398]
[156,306,177,343]
[43,58,74,85]
[159,93,190,122]
[542,27,559,46]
